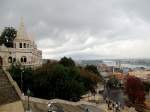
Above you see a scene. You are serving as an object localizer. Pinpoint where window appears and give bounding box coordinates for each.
[8,57,12,63]
[24,57,27,62]
[24,43,26,48]
[21,57,24,62]
[20,56,27,63]
[20,43,22,48]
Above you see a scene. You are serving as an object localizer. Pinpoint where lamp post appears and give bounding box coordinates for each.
[20,67,24,93]
[27,88,31,111]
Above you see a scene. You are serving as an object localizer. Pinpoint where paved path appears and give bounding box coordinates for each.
[81,104,105,112]
[23,99,107,112]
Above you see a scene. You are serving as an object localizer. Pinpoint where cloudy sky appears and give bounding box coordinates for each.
[1,0,150,59]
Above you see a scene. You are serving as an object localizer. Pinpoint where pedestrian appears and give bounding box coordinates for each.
[85,108,89,112]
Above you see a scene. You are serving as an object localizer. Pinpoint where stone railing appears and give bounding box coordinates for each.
[22,96,49,104]
[50,99,97,106]
[22,96,97,107]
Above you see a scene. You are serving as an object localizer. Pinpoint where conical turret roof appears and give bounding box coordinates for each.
[15,17,30,41]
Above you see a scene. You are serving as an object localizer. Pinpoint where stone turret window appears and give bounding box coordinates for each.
[20,43,22,48]
[21,57,23,62]
[8,57,12,63]
[21,56,27,63]
[24,43,26,48]
[24,57,27,62]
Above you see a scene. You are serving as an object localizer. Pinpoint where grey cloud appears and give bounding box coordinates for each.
[1,0,150,59]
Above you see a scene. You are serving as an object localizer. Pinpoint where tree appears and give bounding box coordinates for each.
[143,82,150,93]
[85,65,104,83]
[125,76,145,104]
[106,76,121,90]
[85,65,99,75]
[104,76,124,106]
[59,57,75,67]
[9,57,100,101]
[32,63,85,100]
[79,68,100,93]
[0,27,17,47]
[9,63,33,93]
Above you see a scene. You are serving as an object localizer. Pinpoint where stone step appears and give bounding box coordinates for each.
[0,69,5,75]
[0,83,12,88]
[0,68,20,105]
[0,76,11,87]
[0,86,20,105]
[0,78,9,82]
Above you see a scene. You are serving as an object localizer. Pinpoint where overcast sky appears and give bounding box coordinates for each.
[1,0,150,60]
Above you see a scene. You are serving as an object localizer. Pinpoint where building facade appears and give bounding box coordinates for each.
[0,19,42,68]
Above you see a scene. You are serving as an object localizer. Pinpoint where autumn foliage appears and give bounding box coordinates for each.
[125,76,145,104]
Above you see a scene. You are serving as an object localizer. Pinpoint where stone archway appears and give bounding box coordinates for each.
[0,56,3,68]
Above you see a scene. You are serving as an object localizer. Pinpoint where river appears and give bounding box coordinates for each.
[103,60,150,69]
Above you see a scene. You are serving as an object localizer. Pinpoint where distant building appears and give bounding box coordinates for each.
[0,18,42,68]
[112,72,125,81]
[129,70,150,81]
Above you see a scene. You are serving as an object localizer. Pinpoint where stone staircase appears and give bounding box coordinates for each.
[0,68,20,105]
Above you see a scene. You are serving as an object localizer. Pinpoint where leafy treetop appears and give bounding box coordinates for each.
[0,27,17,47]
[125,76,145,104]
[59,56,75,67]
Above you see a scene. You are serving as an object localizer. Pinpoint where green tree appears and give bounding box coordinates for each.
[143,82,150,93]
[0,27,17,47]
[79,68,100,93]
[9,63,33,93]
[85,65,99,75]
[106,76,121,89]
[85,65,104,83]
[32,63,85,100]
[59,57,75,67]
[9,58,100,101]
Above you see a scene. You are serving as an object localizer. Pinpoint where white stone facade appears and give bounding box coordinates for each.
[0,19,42,68]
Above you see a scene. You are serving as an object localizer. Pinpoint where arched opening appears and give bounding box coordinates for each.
[20,43,22,48]
[20,56,27,63]
[21,57,24,62]
[0,56,3,68]
[24,57,27,62]
[24,43,26,48]
[8,57,12,63]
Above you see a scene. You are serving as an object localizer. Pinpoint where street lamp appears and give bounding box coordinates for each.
[20,67,24,93]
[27,88,31,111]
[85,108,89,112]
